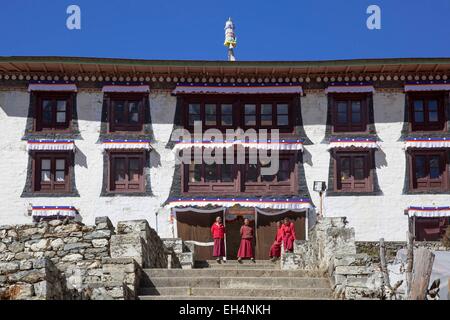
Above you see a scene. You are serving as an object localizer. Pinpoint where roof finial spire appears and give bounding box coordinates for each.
[224,17,237,61]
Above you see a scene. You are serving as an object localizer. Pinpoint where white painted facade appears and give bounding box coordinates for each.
[0,87,448,241]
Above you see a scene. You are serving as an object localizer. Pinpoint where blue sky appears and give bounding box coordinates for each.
[0,0,449,61]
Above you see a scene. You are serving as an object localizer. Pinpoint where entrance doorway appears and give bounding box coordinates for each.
[255,210,306,260]
[174,208,307,261]
[176,210,224,261]
[225,215,256,260]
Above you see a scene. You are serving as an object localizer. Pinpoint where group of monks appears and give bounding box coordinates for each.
[210,216,296,263]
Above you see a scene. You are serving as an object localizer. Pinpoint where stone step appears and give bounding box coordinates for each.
[142,276,330,289]
[194,262,280,269]
[143,268,314,278]
[139,295,333,300]
[203,260,275,265]
[140,287,333,298]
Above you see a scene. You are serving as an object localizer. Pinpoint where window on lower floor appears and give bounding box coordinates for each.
[414,217,449,241]
[182,152,297,194]
[409,150,448,191]
[33,152,71,192]
[334,151,373,192]
[109,152,145,192]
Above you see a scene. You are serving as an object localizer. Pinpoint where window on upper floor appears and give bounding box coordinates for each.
[33,152,71,193]
[409,93,446,132]
[183,97,295,132]
[409,150,448,191]
[331,95,368,133]
[35,93,72,131]
[108,151,145,192]
[108,94,145,132]
[334,150,373,192]
[414,217,449,241]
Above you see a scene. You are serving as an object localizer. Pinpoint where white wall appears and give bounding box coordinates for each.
[302,90,449,241]
[0,89,176,238]
[0,88,448,241]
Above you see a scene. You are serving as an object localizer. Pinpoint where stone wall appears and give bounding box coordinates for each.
[357,241,450,263]
[0,217,175,300]
[281,217,385,299]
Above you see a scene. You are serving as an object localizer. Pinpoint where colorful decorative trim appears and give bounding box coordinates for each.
[325,82,375,94]
[405,137,450,149]
[172,83,303,95]
[404,81,450,92]
[173,139,304,151]
[27,139,75,151]
[28,83,77,92]
[406,206,450,218]
[166,197,312,210]
[328,138,379,149]
[102,85,150,93]
[31,206,79,218]
[101,139,152,150]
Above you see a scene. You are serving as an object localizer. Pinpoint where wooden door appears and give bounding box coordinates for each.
[176,210,224,261]
[255,211,306,260]
[225,216,256,260]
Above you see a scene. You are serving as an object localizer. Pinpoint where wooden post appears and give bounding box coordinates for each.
[379,238,392,294]
[406,231,414,297]
[409,248,435,300]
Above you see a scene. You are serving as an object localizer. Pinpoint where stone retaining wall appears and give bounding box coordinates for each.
[0,217,174,300]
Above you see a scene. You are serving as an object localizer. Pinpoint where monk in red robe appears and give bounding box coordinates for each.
[269,221,283,262]
[237,218,255,263]
[281,217,296,252]
[211,216,226,263]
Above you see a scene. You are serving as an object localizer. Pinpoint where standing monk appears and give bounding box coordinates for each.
[281,217,296,252]
[237,218,255,263]
[269,221,283,262]
[211,216,226,263]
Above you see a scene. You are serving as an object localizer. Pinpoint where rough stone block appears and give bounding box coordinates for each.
[335,265,373,275]
[95,217,114,231]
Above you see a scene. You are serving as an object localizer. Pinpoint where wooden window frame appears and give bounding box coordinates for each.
[333,150,374,192]
[408,92,446,132]
[181,150,297,195]
[32,152,71,193]
[331,94,369,133]
[108,151,145,193]
[182,95,295,133]
[413,217,450,241]
[408,149,449,191]
[242,153,297,194]
[108,93,146,132]
[35,92,73,132]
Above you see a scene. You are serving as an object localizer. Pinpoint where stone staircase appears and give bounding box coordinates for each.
[138,260,333,300]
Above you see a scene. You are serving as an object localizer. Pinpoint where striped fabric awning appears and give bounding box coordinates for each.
[27,140,75,151]
[325,82,375,94]
[404,81,450,92]
[101,139,152,150]
[28,83,77,92]
[172,83,303,95]
[102,85,150,93]
[406,206,450,218]
[173,139,304,151]
[405,137,450,149]
[328,138,379,149]
[166,197,312,210]
[31,206,79,218]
